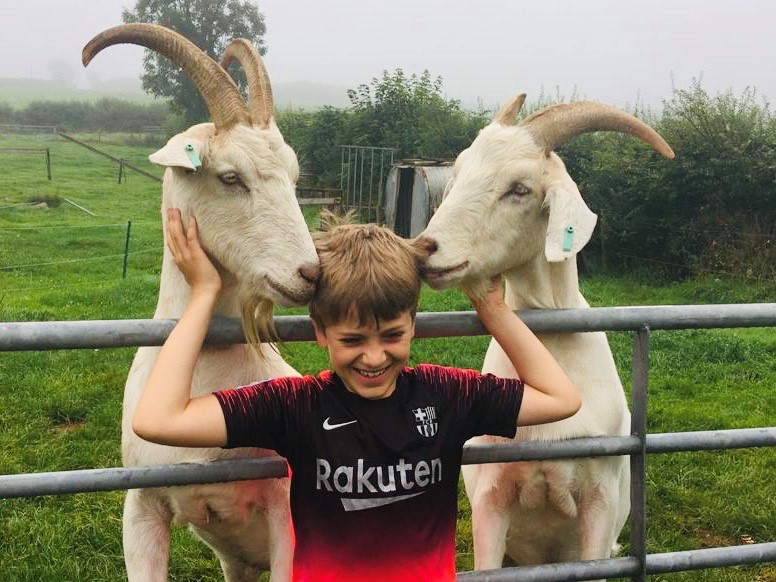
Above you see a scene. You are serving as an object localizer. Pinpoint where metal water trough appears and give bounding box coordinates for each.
[383,159,453,237]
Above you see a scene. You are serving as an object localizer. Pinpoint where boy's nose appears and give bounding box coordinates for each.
[361,344,387,367]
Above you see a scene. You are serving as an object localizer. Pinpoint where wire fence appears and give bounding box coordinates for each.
[0,247,158,272]
[0,219,162,292]
[57,132,162,183]
[0,146,52,180]
[0,123,58,134]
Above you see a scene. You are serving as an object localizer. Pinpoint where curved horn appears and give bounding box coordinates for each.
[522,101,675,159]
[220,38,274,128]
[493,93,526,126]
[83,23,250,130]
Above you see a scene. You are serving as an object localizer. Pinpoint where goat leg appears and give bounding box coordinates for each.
[123,489,172,582]
[470,485,511,570]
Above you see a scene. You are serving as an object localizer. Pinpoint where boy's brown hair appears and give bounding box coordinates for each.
[310,213,422,329]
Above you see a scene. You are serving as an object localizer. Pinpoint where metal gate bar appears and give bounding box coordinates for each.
[3,428,774,499]
[339,144,395,222]
[458,543,776,581]
[2,303,774,351]
[630,328,649,581]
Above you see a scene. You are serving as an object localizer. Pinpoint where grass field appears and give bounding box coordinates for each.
[0,133,774,581]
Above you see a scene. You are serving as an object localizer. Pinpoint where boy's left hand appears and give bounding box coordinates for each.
[464,275,506,313]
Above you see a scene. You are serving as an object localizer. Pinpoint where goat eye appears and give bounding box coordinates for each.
[219,172,240,185]
[503,183,531,199]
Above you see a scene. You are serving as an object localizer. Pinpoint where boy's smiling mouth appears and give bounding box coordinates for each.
[353,363,392,378]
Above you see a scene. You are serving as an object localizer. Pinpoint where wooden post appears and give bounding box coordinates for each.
[122,220,132,278]
[118,160,124,184]
[45,148,51,181]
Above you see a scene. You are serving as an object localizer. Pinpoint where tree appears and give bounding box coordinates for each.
[347,69,487,159]
[123,0,267,124]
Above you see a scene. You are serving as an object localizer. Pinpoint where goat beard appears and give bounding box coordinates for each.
[240,294,280,358]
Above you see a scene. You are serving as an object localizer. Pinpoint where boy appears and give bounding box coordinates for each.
[134,208,582,582]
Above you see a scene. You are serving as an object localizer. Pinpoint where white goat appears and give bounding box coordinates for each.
[417,95,673,574]
[83,24,319,581]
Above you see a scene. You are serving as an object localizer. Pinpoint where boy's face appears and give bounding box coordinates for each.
[313,309,415,400]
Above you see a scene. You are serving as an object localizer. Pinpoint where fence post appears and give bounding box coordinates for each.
[630,327,650,581]
[118,159,124,184]
[122,220,132,278]
[45,148,51,181]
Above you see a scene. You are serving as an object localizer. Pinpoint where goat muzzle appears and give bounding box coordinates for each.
[412,235,439,259]
[298,263,321,286]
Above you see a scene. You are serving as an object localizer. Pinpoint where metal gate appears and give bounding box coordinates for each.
[1,303,775,580]
[339,144,396,222]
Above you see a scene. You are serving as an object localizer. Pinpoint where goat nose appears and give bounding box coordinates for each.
[298,262,321,285]
[413,235,439,258]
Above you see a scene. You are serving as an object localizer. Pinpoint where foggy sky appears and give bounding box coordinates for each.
[1,0,775,110]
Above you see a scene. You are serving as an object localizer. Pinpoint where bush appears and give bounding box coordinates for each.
[562,80,775,280]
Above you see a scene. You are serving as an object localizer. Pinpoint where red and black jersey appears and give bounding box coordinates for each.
[214,364,523,582]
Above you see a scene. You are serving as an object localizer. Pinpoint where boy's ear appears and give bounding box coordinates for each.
[312,320,328,348]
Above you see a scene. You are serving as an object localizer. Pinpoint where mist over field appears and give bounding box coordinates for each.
[2,0,776,111]
[0,77,351,110]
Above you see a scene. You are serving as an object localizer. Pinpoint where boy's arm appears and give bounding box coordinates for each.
[132,209,227,447]
[466,278,582,426]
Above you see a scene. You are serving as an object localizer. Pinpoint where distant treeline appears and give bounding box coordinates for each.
[1,71,773,280]
[0,98,168,132]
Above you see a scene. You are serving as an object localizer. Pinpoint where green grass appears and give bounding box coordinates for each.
[1,134,774,581]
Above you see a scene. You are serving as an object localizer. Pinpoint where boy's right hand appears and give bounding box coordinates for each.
[166,208,222,297]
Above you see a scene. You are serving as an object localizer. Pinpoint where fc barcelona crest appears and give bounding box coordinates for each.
[413,406,437,438]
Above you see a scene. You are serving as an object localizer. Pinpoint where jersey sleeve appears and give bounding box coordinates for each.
[213,376,316,457]
[417,364,523,441]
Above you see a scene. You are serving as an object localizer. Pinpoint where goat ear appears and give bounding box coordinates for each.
[149,135,205,170]
[544,185,598,262]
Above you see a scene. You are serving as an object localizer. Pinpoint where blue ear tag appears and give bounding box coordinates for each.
[562,225,575,252]
[184,143,202,171]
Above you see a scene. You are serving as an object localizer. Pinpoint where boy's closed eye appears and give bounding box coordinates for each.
[335,330,406,346]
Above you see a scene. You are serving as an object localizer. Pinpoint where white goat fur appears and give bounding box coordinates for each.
[419,102,635,572]
[122,121,318,581]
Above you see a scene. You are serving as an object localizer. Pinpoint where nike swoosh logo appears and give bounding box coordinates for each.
[323,417,358,431]
[340,492,426,512]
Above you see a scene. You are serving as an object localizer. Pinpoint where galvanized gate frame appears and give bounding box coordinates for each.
[2,303,775,581]
[340,144,396,222]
